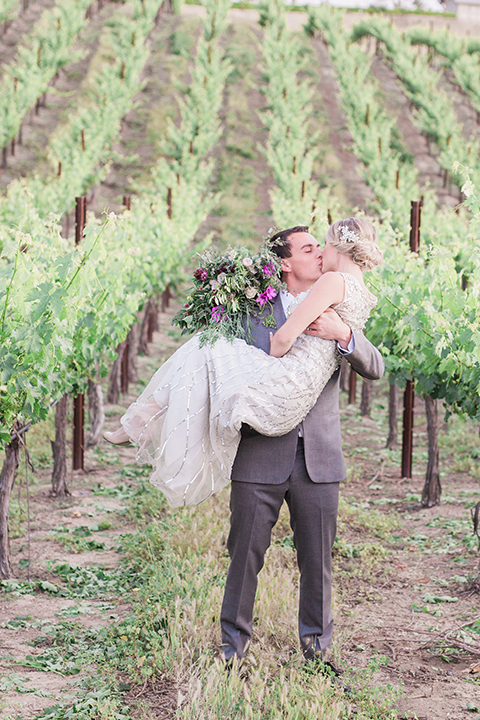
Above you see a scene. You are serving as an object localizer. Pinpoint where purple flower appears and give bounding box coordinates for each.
[256,286,277,306]
[263,261,275,277]
[194,268,208,281]
[211,305,225,322]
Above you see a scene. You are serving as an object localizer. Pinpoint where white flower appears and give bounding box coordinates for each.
[339,225,361,244]
[210,279,218,290]
[217,273,226,284]
[245,286,256,299]
[242,257,253,267]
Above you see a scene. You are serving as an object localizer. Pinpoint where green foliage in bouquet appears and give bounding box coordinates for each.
[173,242,284,345]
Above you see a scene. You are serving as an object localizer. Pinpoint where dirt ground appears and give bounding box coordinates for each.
[0,302,186,719]
[1,4,480,719]
[1,302,479,720]
[332,401,480,720]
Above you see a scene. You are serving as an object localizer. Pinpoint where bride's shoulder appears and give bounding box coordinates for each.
[318,271,345,286]
[313,271,345,301]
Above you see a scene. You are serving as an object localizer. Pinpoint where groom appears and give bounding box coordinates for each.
[220,225,384,667]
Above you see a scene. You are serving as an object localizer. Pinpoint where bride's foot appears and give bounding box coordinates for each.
[103,428,131,447]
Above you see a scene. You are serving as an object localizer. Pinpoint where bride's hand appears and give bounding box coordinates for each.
[303,308,352,348]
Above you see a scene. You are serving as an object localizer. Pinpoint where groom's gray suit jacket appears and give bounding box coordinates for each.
[231,295,385,484]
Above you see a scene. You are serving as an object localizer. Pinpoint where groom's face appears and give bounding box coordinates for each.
[281,232,322,289]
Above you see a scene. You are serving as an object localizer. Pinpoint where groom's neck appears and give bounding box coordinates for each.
[281,275,316,296]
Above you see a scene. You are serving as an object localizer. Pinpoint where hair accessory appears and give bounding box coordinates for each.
[338,225,361,244]
[263,225,282,245]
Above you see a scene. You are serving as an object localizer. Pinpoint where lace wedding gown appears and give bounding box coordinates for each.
[121,273,376,507]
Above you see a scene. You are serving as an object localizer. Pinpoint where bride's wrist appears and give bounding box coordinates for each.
[337,328,352,350]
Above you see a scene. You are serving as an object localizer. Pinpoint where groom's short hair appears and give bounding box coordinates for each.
[269,226,309,259]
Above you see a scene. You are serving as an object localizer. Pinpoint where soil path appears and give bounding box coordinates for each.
[368,55,460,209]
[87,8,197,216]
[439,66,480,144]
[1,300,480,719]
[88,6,277,237]
[0,303,184,719]
[332,399,480,720]
[190,13,276,246]
[310,36,375,214]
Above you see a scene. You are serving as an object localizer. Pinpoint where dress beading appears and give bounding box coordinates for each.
[121,272,376,507]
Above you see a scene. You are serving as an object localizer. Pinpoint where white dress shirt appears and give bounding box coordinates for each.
[279,289,355,354]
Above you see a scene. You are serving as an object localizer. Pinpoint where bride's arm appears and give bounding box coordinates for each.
[270,272,345,357]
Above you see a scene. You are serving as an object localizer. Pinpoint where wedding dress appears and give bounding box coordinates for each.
[121,273,376,507]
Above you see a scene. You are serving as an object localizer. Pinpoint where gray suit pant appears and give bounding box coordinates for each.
[221,440,339,661]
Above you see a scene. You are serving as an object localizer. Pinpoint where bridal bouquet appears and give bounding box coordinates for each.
[173,243,284,344]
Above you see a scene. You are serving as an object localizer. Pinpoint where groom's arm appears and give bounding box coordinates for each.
[347,331,384,380]
[305,308,384,380]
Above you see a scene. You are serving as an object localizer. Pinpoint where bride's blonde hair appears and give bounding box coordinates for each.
[326,217,383,271]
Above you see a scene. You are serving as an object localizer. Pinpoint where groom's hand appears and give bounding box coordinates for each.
[303,308,352,349]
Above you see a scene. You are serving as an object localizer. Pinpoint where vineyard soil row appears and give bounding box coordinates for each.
[0,0,114,188]
[368,56,460,208]
[1,298,479,719]
[3,6,479,228]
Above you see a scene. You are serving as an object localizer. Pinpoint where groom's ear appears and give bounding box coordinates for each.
[281,257,291,273]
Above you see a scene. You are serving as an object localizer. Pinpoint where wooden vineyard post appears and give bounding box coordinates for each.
[75,195,86,246]
[72,196,87,471]
[360,380,371,417]
[401,200,422,478]
[121,335,129,395]
[386,379,398,449]
[348,368,356,405]
[421,395,441,507]
[162,285,170,311]
[52,395,69,496]
[120,195,131,395]
[0,426,21,578]
[72,393,84,471]
[401,380,414,479]
[147,300,155,343]
[409,200,421,254]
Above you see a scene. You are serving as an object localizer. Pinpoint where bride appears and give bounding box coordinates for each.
[104,217,382,507]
